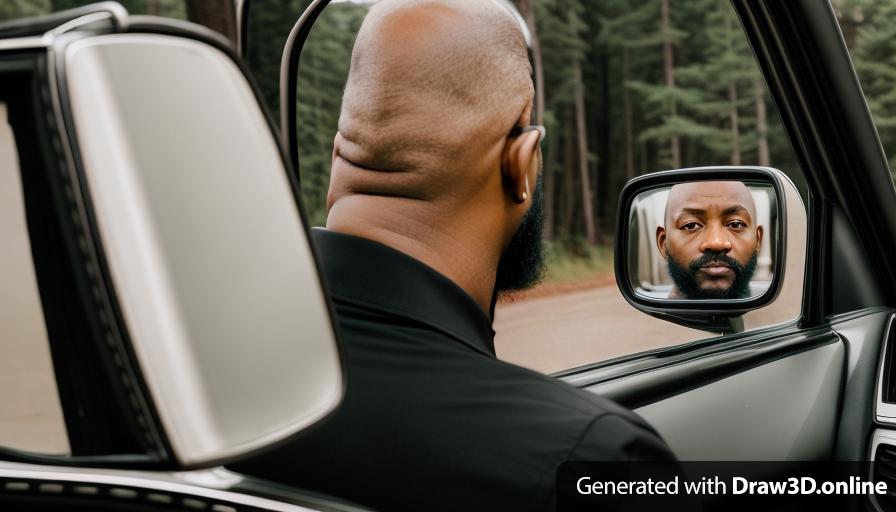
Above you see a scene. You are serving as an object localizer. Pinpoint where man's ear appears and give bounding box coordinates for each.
[502,129,541,204]
[756,225,764,250]
[656,226,668,259]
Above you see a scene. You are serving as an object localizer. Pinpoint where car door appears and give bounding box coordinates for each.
[551,0,893,491]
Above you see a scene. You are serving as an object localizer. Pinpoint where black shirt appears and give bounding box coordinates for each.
[231,229,678,512]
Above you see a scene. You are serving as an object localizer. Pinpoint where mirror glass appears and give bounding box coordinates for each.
[627,180,778,301]
[67,36,343,465]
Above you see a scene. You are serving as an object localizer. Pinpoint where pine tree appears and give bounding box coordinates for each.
[48,0,183,17]
[620,0,690,170]
[0,0,50,21]
[850,1,896,172]
[598,0,665,178]
[675,0,755,165]
[244,0,308,117]
[537,0,598,244]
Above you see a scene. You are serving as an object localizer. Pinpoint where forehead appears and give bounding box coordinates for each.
[667,181,753,213]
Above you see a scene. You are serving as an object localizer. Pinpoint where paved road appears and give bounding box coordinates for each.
[493,283,710,374]
[1,119,69,455]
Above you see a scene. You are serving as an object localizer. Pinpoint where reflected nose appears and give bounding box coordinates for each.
[699,223,732,253]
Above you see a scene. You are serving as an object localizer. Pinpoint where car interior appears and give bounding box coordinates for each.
[2,1,896,511]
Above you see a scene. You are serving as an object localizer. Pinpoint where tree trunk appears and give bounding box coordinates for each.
[186,0,237,45]
[146,0,159,15]
[660,0,680,168]
[543,122,559,241]
[514,0,550,239]
[574,63,598,245]
[754,75,770,166]
[514,0,545,125]
[729,81,741,165]
[561,108,576,239]
[837,5,862,50]
[623,48,635,180]
[598,50,612,240]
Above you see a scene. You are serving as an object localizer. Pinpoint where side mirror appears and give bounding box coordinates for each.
[615,166,806,333]
[61,24,343,468]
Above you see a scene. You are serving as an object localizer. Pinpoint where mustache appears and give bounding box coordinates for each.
[687,251,745,273]
[667,248,758,300]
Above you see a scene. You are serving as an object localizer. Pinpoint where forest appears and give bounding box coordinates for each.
[2,0,894,279]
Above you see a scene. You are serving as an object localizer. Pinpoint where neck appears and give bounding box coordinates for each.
[326,194,503,316]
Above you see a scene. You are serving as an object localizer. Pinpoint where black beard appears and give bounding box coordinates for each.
[666,250,758,299]
[494,173,546,293]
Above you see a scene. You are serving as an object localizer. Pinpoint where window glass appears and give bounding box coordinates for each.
[256,0,807,374]
[244,0,313,130]
[834,0,896,176]
[0,102,69,455]
[502,1,804,372]
[3,67,145,457]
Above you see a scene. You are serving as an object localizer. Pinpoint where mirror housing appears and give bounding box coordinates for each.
[615,166,806,333]
[54,21,343,469]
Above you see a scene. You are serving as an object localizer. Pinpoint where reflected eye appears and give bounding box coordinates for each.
[728,220,747,229]
[681,222,702,231]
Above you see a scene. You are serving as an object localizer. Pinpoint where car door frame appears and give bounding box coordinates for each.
[550,0,895,466]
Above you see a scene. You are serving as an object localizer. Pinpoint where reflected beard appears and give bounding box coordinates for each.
[495,174,546,293]
[666,250,758,300]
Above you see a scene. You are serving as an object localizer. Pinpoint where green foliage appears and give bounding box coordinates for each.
[49,0,183,17]
[0,1,184,24]
[243,0,366,226]
[843,0,896,172]
[537,0,589,111]
[245,0,311,117]
[0,0,51,21]
[274,0,806,236]
[1,0,814,244]
[543,240,614,284]
[294,3,367,226]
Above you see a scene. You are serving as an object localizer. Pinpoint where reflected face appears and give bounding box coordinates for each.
[656,181,763,299]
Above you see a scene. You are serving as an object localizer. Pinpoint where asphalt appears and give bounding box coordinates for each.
[494,283,709,374]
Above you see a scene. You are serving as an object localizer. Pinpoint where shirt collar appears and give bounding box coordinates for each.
[311,228,497,357]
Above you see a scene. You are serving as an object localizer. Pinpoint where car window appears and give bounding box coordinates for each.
[834,0,896,178]
[248,0,808,374]
[0,101,69,456]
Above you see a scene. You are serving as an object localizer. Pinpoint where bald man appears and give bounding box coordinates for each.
[657,181,763,299]
[231,1,680,510]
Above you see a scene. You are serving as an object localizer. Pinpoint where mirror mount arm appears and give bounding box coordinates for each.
[650,312,745,335]
[236,0,248,58]
[279,0,330,175]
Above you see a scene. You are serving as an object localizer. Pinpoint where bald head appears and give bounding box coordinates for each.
[332,0,533,200]
[664,181,757,228]
[325,0,545,312]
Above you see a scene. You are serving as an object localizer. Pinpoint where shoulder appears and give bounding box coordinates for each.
[568,412,676,462]
[490,356,647,421]
[487,360,674,459]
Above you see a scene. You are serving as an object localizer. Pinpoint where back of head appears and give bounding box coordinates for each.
[332,0,533,203]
